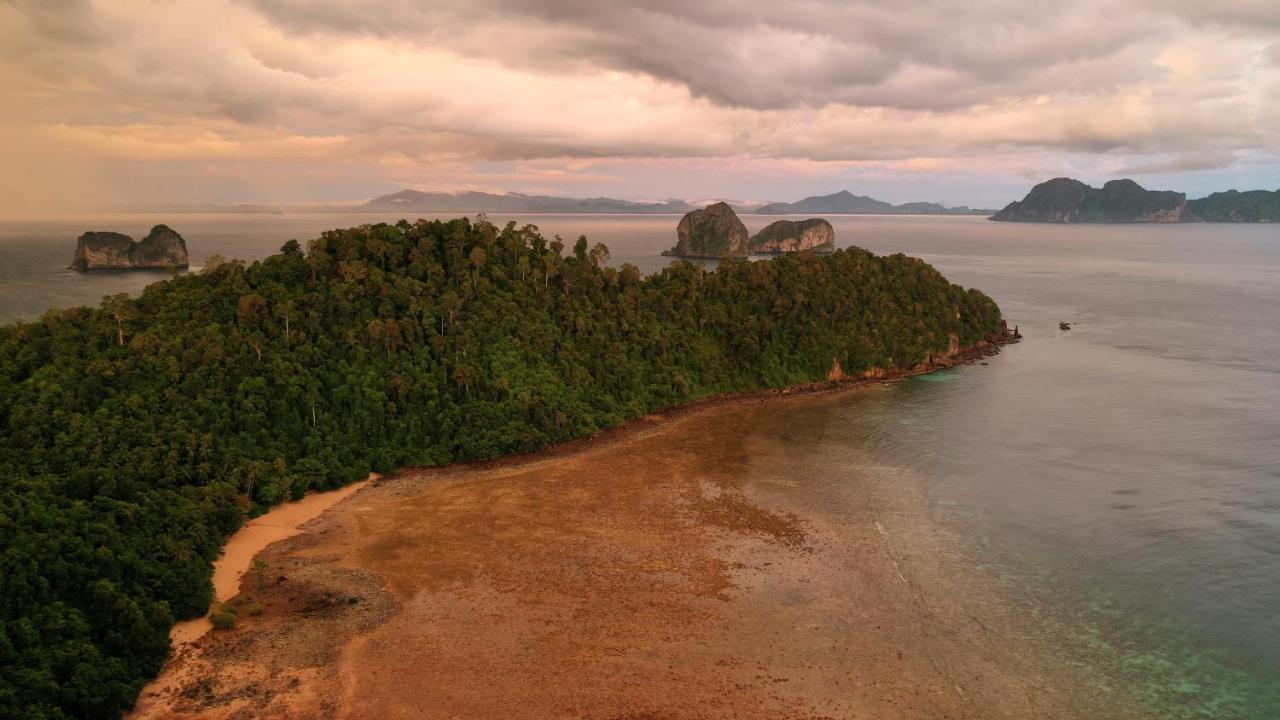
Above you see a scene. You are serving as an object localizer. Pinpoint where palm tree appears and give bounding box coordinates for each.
[102,294,135,347]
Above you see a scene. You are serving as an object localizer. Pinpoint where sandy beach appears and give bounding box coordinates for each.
[129,380,1139,720]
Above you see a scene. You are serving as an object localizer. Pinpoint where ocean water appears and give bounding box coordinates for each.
[2,213,1278,717]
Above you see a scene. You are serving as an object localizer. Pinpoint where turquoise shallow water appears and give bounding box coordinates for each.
[2,213,1278,717]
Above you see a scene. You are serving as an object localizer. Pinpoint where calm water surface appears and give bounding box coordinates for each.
[2,213,1277,717]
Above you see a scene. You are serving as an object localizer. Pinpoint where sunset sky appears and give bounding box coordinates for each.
[1,0,1277,214]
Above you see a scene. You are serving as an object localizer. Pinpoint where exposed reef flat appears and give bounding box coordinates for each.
[127,333,1134,720]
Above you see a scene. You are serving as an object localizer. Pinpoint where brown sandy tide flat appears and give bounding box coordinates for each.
[130,391,1134,720]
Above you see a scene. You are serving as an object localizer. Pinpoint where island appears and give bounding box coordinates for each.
[754,190,989,215]
[662,201,750,257]
[71,224,190,270]
[0,216,1011,719]
[1185,189,1280,223]
[365,189,694,214]
[992,178,1280,223]
[990,178,1185,223]
[748,218,836,254]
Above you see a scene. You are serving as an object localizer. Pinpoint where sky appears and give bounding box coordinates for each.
[1,0,1278,215]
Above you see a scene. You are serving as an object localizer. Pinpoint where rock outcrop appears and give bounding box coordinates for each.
[663,202,749,258]
[748,218,835,254]
[72,225,189,271]
[990,178,1186,223]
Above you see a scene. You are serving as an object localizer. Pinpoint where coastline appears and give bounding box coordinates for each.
[425,331,1018,477]
[120,331,1144,720]
[169,476,377,646]
[129,477,376,719]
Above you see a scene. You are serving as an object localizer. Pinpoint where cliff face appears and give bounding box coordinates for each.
[748,218,835,254]
[991,178,1185,223]
[664,202,749,258]
[72,232,136,270]
[72,225,189,271]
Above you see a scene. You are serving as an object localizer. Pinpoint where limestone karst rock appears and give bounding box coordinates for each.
[664,202,750,258]
[72,225,189,270]
[748,218,835,254]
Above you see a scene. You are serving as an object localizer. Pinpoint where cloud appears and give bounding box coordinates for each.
[0,0,1277,212]
[1113,150,1239,175]
[1150,0,1280,30]
[244,0,1179,112]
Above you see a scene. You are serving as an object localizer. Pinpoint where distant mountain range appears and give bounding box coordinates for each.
[991,178,1280,223]
[364,190,694,214]
[753,190,989,215]
[360,188,989,216]
[140,188,992,216]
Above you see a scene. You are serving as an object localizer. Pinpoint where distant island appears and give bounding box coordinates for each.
[749,218,836,254]
[662,203,836,258]
[370,189,988,217]
[71,225,189,271]
[663,202,750,257]
[755,190,989,216]
[1186,189,1280,223]
[365,189,694,214]
[992,178,1280,223]
[139,189,992,217]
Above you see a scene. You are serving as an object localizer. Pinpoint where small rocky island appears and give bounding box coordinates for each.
[663,202,750,258]
[664,203,836,257]
[992,177,1280,223]
[72,225,189,271]
[748,218,835,254]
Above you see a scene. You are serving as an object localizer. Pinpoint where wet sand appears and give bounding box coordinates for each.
[130,384,1135,720]
[128,478,374,719]
[171,477,375,646]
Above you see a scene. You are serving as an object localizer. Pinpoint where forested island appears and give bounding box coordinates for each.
[991,178,1280,223]
[0,217,1003,719]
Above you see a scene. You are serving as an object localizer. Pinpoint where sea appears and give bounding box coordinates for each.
[2,213,1277,718]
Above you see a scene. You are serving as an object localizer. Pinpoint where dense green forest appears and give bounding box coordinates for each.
[0,218,1001,719]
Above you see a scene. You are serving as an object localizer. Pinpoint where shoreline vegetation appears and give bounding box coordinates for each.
[0,216,1005,719]
[168,475,375,648]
